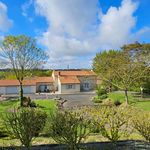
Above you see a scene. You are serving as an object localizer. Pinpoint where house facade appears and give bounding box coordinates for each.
[0,77,53,95]
[52,70,97,93]
[0,70,97,95]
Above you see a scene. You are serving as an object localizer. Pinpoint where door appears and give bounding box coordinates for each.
[83,83,90,91]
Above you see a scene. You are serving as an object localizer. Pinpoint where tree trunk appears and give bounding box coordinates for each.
[140,87,144,98]
[20,81,24,106]
[124,89,129,105]
[109,85,112,93]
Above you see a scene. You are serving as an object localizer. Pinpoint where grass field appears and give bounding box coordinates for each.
[0,99,56,114]
[133,101,150,111]
[108,92,150,111]
[108,92,136,103]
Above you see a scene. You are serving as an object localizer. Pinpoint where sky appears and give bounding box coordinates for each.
[0,0,150,69]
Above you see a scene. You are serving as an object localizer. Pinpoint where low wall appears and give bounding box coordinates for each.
[1,140,150,150]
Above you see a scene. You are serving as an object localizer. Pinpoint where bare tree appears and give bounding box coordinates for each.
[0,35,48,106]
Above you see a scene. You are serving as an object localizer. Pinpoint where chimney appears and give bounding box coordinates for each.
[58,71,61,76]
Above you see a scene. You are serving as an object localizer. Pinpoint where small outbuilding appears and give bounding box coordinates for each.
[0,77,54,95]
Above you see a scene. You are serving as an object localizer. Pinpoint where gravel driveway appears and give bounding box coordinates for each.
[1,92,96,108]
[60,93,95,108]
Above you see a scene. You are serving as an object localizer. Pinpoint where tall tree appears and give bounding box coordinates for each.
[93,50,120,92]
[122,42,150,65]
[93,47,149,104]
[0,35,48,106]
[122,42,150,93]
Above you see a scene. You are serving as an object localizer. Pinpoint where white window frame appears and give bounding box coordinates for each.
[83,83,89,88]
[66,84,75,89]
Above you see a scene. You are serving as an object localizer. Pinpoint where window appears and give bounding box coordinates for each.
[66,84,75,89]
[83,83,89,88]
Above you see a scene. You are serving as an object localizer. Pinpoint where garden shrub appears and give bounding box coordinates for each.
[102,99,114,106]
[93,86,108,103]
[92,97,102,103]
[49,110,90,150]
[89,106,132,143]
[29,101,37,107]
[99,94,108,100]
[89,120,101,133]
[114,100,122,106]
[96,86,107,98]
[4,108,47,148]
[0,121,9,137]
[21,97,31,107]
[132,110,150,142]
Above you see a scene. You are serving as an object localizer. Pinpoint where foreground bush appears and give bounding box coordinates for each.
[49,110,90,150]
[89,106,132,143]
[96,86,107,98]
[4,108,47,149]
[132,110,150,142]
[0,121,9,137]
[114,99,122,106]
[92,96,102,103]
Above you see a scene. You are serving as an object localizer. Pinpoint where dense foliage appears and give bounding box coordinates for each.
[93,43,150,104]
[0,69,52,80]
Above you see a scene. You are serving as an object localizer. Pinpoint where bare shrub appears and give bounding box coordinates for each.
[89,106,133,143]
[49,110,90,150]
[4,108,47,149]
[132,110,150,142]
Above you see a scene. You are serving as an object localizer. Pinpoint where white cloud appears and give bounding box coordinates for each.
[98,0,138,49]
[0,1,13,32]
[35,0,100,38]
[133,26,150,42]
[21,0,34,22]
[0,35,4,41]
[34,0,147,68]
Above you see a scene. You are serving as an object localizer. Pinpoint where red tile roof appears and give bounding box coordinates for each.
[35,77,53,83]
[0,77,53,87]
[59,76,80,84]
[54,70,96,76]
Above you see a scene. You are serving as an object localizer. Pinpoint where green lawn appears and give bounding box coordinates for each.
[108,92,150,111]
[0,100,19,114]
[108,92,136,103]
[133,101,150,111]
[34,99,57,113]
[0,99,56,114]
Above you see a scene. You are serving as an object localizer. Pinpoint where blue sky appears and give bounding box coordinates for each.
[0,0,150,69]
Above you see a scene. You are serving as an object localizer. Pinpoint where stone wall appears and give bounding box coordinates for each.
[61,84,80,93]
[78,76,97,91]
[1,140,150,150]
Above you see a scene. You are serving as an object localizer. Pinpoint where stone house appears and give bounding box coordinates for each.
[52,70,97,93]
[0,70,97,95]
